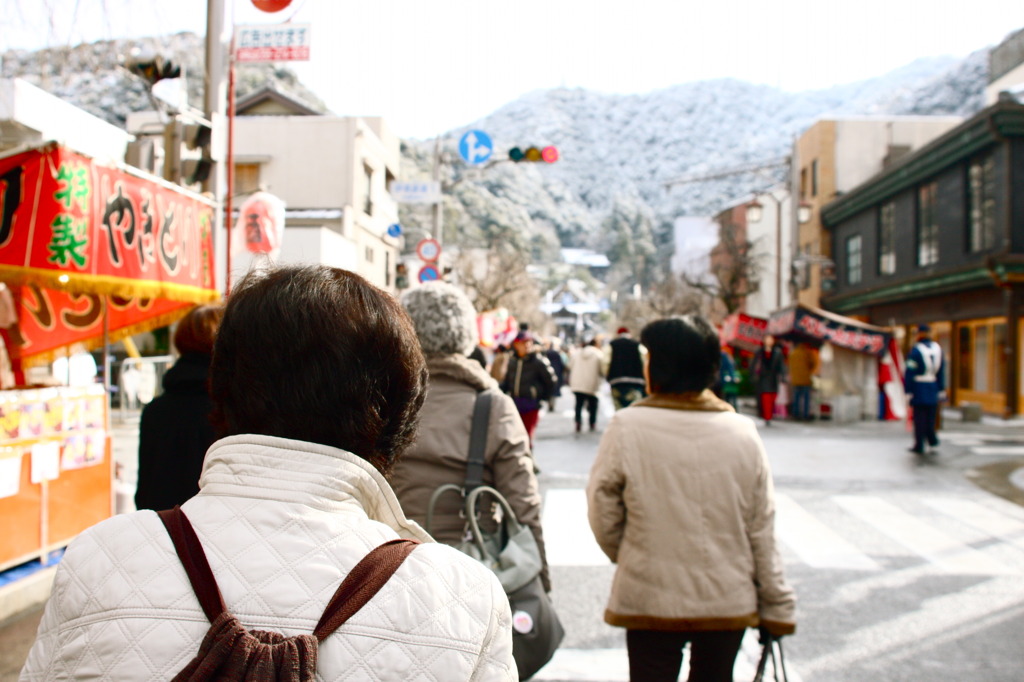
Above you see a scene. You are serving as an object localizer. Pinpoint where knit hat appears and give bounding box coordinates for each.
[400,282,479,357]
[617,326,629,335]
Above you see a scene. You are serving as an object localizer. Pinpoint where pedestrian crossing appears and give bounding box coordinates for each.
[536,487,1024,680]
[541,488,1024,575]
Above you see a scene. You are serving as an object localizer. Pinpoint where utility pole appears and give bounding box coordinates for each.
[206,0,230,295]
[432,136,444,246]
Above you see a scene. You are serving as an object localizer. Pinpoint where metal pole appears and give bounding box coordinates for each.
[206,0,230,295]
[776,192,783,309]
[225,32,236,294]
[432,136,443,245]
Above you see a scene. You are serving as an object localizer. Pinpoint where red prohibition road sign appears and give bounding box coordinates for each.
[416,238,441,262]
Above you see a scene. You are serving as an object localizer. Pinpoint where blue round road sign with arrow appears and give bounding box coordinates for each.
[458,130,493,165]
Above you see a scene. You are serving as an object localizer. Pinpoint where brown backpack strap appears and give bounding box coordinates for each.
[313,538,419,641]
[157,506,227,624]
[159,507,419,641]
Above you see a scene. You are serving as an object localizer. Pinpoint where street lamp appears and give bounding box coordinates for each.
[746,195,812,308]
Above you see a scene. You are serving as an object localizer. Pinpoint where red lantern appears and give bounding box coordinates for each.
[251,0,293,12]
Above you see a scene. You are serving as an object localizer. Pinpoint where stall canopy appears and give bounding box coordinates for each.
[719,312,767,352]
[767,304,891,356]
[0,142,218,367]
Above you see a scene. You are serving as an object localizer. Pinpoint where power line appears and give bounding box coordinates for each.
[662,157,789,189]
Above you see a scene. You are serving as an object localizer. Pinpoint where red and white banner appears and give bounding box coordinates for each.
[0,143,218,366]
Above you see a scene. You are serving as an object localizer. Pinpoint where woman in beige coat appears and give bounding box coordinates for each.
[391,282,549,591]
[587,315,795,682]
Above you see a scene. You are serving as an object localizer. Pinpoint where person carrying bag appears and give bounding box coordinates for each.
[428,390,565,681]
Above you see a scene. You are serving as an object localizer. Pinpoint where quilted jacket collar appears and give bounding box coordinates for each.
[198,435,432,542]
[634,389,735,413]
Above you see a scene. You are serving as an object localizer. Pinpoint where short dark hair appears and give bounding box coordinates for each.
[209,265,427,475]
[173,304,224,356]
[640,315,721,394]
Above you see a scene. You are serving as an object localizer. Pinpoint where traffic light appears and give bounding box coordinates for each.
[508,146,559,163]
[180,122,213,185]
[125,53,181,87]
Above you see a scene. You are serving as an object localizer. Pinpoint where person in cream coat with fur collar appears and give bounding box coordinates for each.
[587,315,795,682]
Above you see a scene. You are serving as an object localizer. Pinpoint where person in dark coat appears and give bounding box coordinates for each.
[500,330,558,449]
[751,334,787,426]
[134,304,224,511]
[603,326,647,410]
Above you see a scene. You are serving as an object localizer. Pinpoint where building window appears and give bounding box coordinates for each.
[878,201,896,275]
[846,234,862,285]
[968,154,996,252]
[365,245,374,263]
[234,163,261,195]
[363,163,374,216]
[917,182,939,267]
[811,160,819,197]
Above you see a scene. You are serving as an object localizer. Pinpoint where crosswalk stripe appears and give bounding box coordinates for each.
[775,494,881,571]
[542,488,611,566]
[533,631,802,681]
[833,495,1013,575]
[971,445,1024,456]
[923,497,1024,552]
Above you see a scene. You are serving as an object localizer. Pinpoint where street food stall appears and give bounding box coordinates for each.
[719,312,768,394]
[767,304,902,422]
[0,142,218,572]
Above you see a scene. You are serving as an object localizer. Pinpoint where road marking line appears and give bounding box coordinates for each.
[972,445,1024,456]
[533,631,802,681]
[775,494,881,571]
[923,497,1024,553]
[542,488,611,566]
[834,495,1014,575]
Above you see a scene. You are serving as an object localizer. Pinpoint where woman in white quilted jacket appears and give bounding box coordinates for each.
[20,265,517,682]
[587,315,795,682]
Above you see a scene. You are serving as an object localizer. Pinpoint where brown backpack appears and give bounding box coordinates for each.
[158,507,419,682]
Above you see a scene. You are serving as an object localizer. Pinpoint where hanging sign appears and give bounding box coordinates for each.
[236,24,312,62]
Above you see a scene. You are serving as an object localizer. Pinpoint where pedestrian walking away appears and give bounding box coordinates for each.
[19,265,516,682]
[392,282,550,592]
[587,315,796,682]
[787,341,820,422]
[751,334,787,426]
[904,323,945,457]
[500,330,558,450]
[603,326,647,410]
[134,303,223,512]
[568,336,604,433]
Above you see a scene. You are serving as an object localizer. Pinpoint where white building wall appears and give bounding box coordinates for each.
[234,116,356,210]
[833,117,962,192]
[745,190,794,318]
[670,216,718,279]
[986,63,1024,104]
[0,78,132,162]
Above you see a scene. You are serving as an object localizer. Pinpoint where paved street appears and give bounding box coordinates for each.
[3,388,1024,681]
[532,388,1024,681]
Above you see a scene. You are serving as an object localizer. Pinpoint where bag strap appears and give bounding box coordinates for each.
[158,507,227,624]
[464,390,493,491]
[313,538,419,641]
[159,507,419,641]
[753,634,788,682]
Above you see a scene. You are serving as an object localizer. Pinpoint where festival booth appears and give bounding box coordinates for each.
[719,312,768,394]
[0,142,218,572]
[767,304,904,422]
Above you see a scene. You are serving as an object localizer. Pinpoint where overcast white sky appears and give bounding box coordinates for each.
[2,0,1021,139]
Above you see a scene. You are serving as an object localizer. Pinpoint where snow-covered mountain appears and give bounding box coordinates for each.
[0,33,991,276]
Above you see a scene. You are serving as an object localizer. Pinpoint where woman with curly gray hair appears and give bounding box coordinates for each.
[391,281,550,591]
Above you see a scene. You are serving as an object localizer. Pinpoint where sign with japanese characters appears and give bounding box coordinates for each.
[236,24,311,62]
[0,143,217,366]
[768,305,891,356]
[0,143,217,302]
